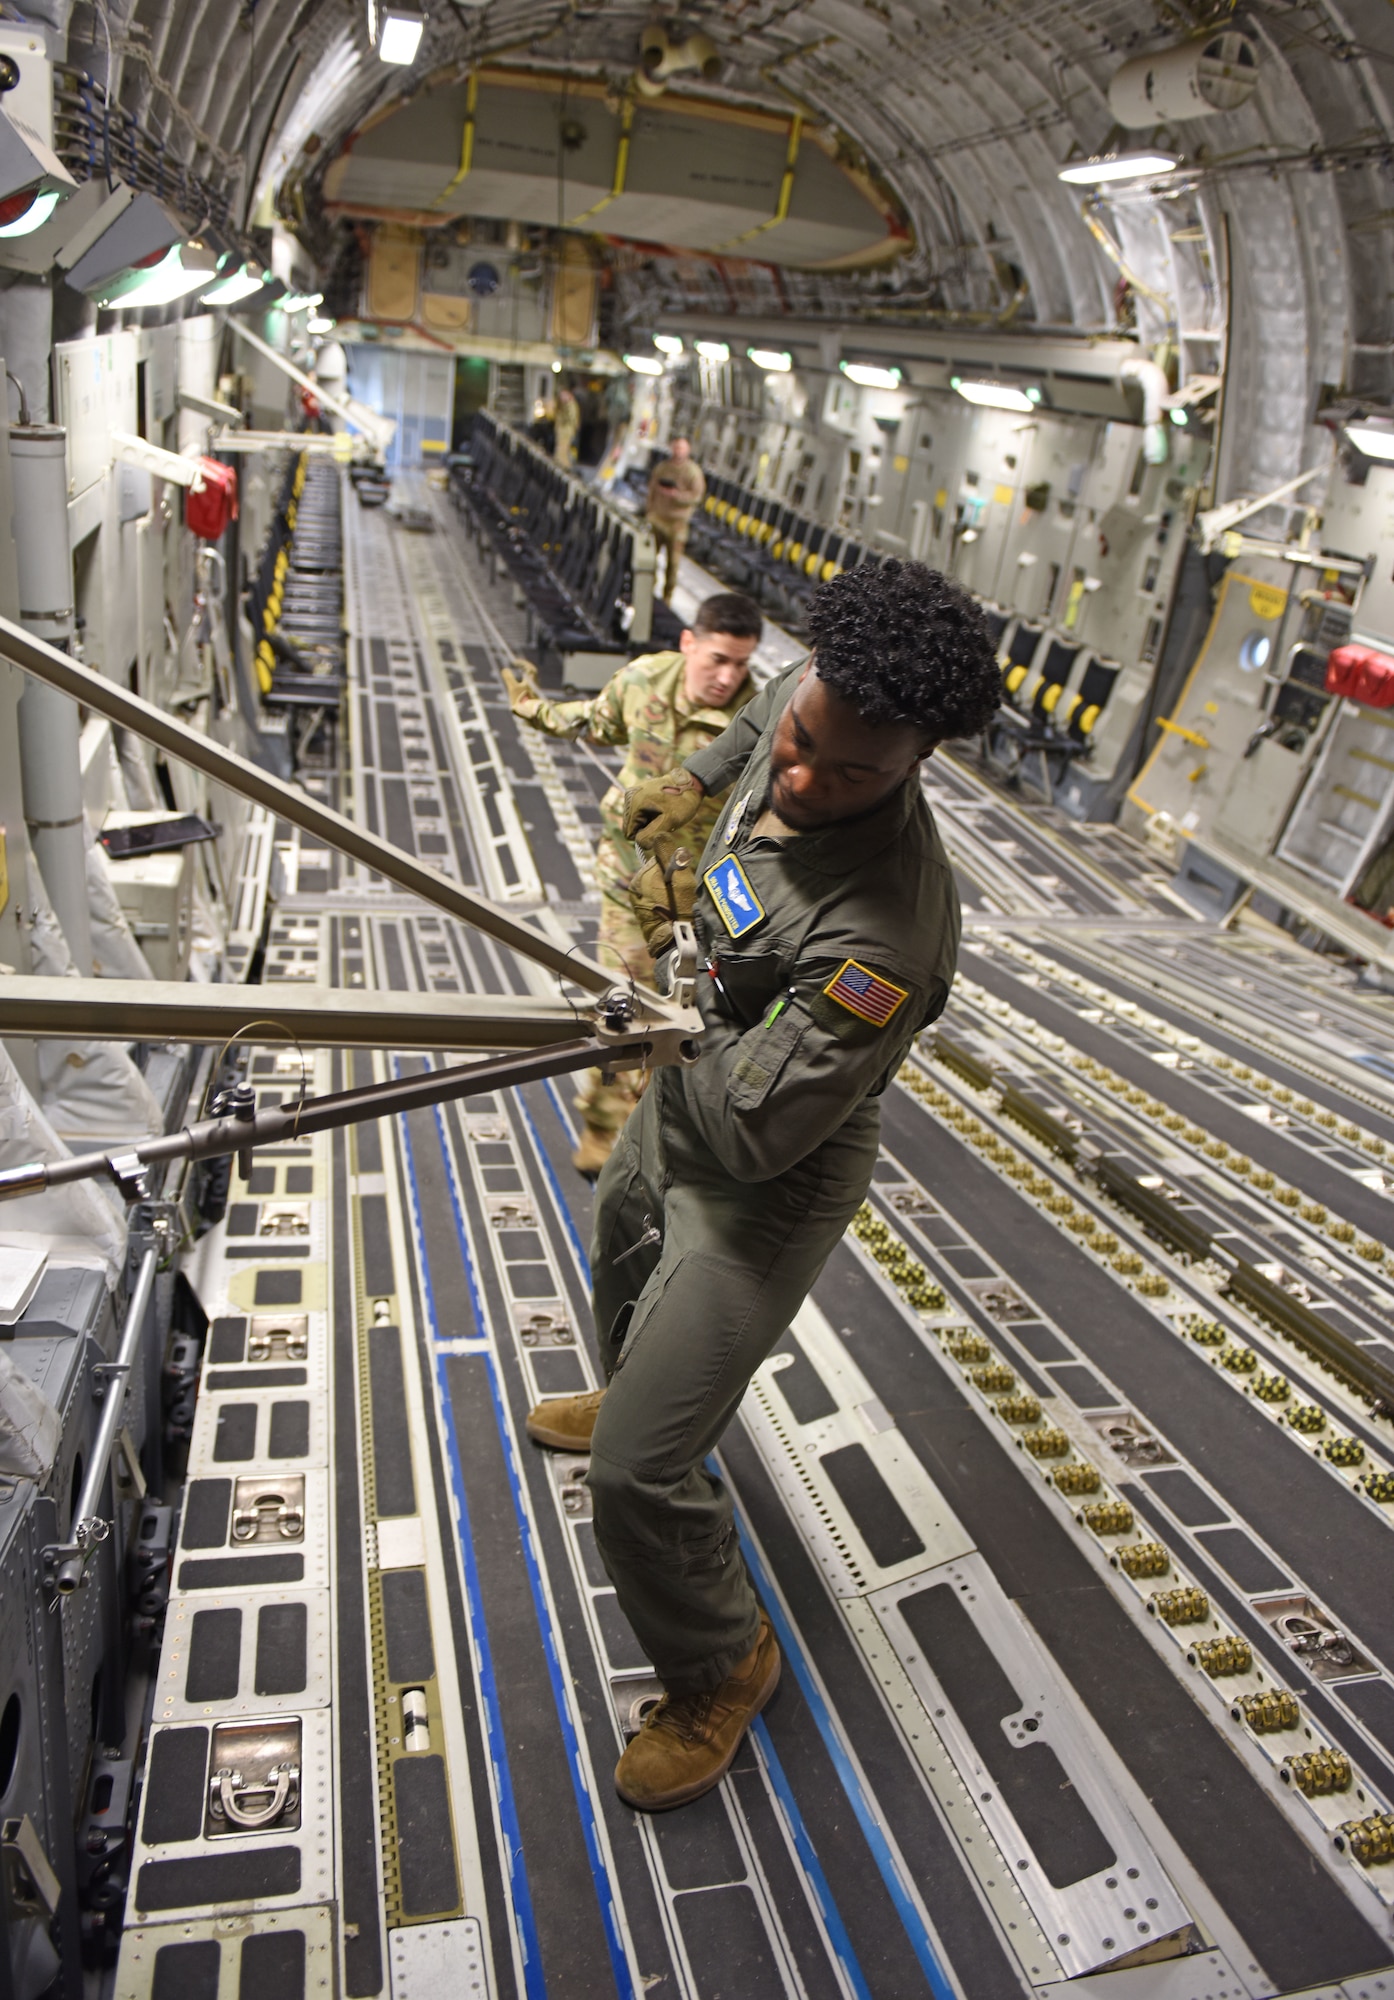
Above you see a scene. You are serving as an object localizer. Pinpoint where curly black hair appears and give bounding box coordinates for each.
[807,560,1001,739]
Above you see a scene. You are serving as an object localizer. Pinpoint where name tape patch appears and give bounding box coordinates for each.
[703,855,766,938]
[823,958,908,1027]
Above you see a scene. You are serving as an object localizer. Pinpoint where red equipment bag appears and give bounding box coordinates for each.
[185,457,238,541]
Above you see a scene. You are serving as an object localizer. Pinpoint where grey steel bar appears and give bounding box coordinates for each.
[52,1247,159,1594]
[0,975,591,1050]
[0,611,622,1000]
[0,1031,694,1205]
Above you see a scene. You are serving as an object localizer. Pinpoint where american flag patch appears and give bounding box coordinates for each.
[823,959,908,1026]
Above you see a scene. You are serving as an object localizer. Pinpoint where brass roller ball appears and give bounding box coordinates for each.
[1020,1427,1071,1459]
[1233,1689,1300,1733]
[1052,1462,1102,1495]
[1282,1748,1352,1797]
[1185,1318,1227,1346]
[997,1394,1043,1426]
[970,1363,1016,1394]
[1335,1813,1394,1867]
[1114,1540,1170,1579]
[1218,1346,1258,1374]
[1287,1403,1326,1434]
[1189,1635,1253,1677]
[1150,1585,1210,1626]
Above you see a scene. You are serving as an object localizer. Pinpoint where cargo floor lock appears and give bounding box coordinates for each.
[231,1474,305,1543]
[209,1761,300,1830]
[204,1721,304,1838]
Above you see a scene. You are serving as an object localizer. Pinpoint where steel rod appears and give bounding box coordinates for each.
[0,1033,687,1203]
[53,1247,159,1594]
[0,975,591,1050]
[0,610,622,1001]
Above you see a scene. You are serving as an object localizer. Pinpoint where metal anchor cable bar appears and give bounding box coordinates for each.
[0,1032,691,1205]
[0,976,596,1049]
[0,610,647,1009]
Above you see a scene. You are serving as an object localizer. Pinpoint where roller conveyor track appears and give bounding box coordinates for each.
[117,474,1394,2000]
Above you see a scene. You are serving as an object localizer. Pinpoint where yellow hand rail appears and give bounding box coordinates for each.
[715,115,802,251]
[434,71,479,205]
[569,96,636,226]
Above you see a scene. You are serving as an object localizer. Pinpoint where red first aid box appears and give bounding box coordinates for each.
[1325,642,1394,708]
[186,457,238,540]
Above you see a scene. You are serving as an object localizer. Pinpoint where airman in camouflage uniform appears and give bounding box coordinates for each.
[503,593,764,1171]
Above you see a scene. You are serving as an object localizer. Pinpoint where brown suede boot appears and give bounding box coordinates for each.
[615,1617,781,1812]
[525,1387,606,1450]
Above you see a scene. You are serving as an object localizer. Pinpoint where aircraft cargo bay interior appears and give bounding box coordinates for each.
[2,5,1394,1999]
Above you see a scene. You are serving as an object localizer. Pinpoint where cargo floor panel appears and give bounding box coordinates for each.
[881,1089,1394,1669]
[808,1248,1393,1990]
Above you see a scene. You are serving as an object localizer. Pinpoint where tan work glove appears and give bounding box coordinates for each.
[628,830,697,957]
[622,766,705,853]
[502,656,542,720]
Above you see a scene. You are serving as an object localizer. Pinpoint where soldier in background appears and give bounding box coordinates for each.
[503,592,763,1172]
[554,385,581,468]
[645,437,706,600]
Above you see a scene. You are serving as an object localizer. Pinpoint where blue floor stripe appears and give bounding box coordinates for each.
[392,1091,547,2000]
[751,1717,874,2000]
[517,1085,592,1285]
[529,1132,924,1999]
[733,1502,956,2000]
[399,1075,635,1999]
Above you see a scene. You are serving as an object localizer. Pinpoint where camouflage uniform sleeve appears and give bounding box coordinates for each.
[522,694,598,740]
[585,666,633,748]
[675,953,949,1184]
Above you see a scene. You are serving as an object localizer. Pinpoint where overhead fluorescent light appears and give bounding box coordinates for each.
[624,354,663,376]
[841,361,901,390]
[748,348,791,372]
[280,290,324,313]
[377,3,424,64]
[951,377,1037,413]
[695,340,729,363]
[0,187,63,238]
[1058,150,1178,186]
[653,334,684,356]
[308,314,337,334]
[99,243,218,309]
[1345,424,1394,462]
[201,262,264,305]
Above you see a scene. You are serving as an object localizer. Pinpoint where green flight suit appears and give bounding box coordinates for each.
[587,660,961,1693]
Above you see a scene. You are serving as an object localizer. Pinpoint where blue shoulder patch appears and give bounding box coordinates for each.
[703,854,767,938]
